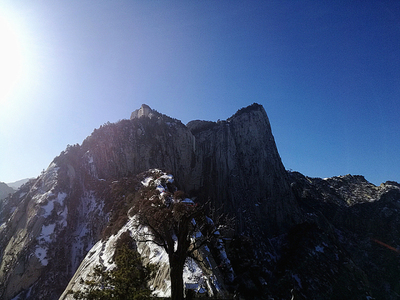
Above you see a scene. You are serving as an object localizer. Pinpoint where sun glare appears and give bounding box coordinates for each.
[0,15,23,104]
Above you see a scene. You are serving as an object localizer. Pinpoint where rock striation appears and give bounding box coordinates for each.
[188,104,302,236]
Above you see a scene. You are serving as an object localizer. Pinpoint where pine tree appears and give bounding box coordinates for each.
[71,239,154,300]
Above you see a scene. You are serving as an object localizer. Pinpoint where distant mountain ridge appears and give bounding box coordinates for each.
[1,103,400,299]
[6,178,33,190]
[0,182,14,200]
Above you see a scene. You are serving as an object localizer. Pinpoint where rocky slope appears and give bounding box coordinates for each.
[0,162,108,299]
[279,172,400,299]
[59,169,234,299]
[1,103,400,299]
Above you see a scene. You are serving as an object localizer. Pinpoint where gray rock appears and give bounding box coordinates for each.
[189,104,302,236]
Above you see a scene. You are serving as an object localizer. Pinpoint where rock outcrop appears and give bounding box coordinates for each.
[188,104,302,236]
[130,103,154,119]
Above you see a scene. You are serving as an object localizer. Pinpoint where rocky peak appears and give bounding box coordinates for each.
[188,103,302,237]
[227,102,265,120]
[130,104,154,119]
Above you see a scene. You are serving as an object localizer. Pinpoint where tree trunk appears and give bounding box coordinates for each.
[169,253,185,300]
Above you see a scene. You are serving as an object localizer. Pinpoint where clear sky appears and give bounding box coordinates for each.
[0,0,399,185]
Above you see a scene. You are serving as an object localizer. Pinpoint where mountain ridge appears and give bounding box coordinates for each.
[6,178,33,190]
[1,103,400,299]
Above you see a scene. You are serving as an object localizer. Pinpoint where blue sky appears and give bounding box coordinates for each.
[0,0,399,185]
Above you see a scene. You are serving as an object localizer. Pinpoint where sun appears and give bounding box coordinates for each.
[0,15,23,104]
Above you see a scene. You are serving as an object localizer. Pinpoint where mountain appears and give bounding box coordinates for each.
[0,182,14,200]
[1,103,400,299]
[6,178,33,190]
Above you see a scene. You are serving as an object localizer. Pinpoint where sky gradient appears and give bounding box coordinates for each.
[0,0,399,185]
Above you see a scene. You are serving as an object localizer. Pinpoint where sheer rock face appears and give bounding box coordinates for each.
[81,106,196,191]
[188,104,301,236]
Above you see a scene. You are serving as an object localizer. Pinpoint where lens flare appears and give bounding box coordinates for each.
[372,238,400,254]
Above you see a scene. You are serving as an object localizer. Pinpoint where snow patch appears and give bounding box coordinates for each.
[40,192,67,218]
[141,177,153,187]
[34,191,68,266]
[66,171,229,298]
[70,191,105,271]
[35,246,49,266]
[40,223,56,243]
[141,170,174,189]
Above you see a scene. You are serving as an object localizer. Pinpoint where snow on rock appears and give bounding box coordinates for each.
[32,162,59,194]
[34,191,69,267]
[83,150,97,178]
[40,192,67,218]
[61,214,223,299]
[60,170,230,299]
[70,191,105,271]
[35,246,49,266]
[39,223,56,243]
[141,176,153,187]
[0,161,76,299]
[141,170,174,190]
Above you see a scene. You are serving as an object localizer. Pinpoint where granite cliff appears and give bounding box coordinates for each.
[187,104,301,236]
